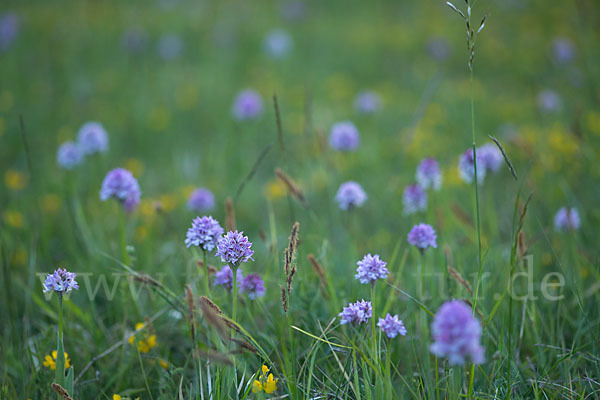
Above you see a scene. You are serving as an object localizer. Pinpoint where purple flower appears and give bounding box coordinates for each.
[377,314,407,338]
[240,274,266,299]
[403,184,427,215]
[185,216,224,252]
[121,27,149,54]
[458,148,486,184]
[216,230,254,266]
[77,121,109,155]
[57,141,84,170]
[552,37,575,64]
[355,254,389,285]
[158,33,183,60]
[354,91,381,114]
[339,300,372,325]
[0,12,19,50]
[335,181,367,210]
[213,265,244,292]
[100,168,141,212]
[427,37,450,61]
[43,268,79,295]
[554,207,580,232]
[408,223,437,252]
[537,89,562,113]
[329,121,360,151]
[263,28,292,59]
[279,0,305,21]
[430,300,485,365]
[232,90,263,121]
[187,188,215,212]
[416,158,442,191]
[477,143,503,173]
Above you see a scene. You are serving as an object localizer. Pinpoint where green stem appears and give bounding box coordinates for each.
[135,338,154,400]
[230,263,239,399]
[468,63,482,400]
[203,250,210,295]
[118,207,131,266]
[370,284,377,365]
[55,295,65,391]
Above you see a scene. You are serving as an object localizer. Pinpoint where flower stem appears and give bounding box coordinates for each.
[55,295,65,391]
[370,283,377,365]
[203,250,210,295]
[118,207,131,266]
[468,58,482,400]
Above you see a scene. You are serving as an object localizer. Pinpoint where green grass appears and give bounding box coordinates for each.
[1,0,600,398]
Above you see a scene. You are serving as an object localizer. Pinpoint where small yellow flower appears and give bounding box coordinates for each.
[159,359,169,369]
[253,365,277,394]
[4,169,26,190]
[129,322,157,354]
[252,380,263,394]
[41,193,61,213]
[4,210,23,228]
[264,373,278,394]
[146,334,157,349]
[113,395,122,400]
[264,180,286,200]
[42,350,70,370]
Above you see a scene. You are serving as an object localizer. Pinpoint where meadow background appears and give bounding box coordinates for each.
[1,0,599,398]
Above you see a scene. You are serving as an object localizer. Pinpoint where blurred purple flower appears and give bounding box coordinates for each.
[121,27,149,54]
[408,223,437,252]
[57,141,84,170]
[329,121,360,151]
[355,253,389,285]
[187,188,215,212]
[554,207,580,232]
[427,37,450,61]
[157,33,183,60]
[354,91,381,114]
[0,12,19,50]
[458,148,486,184]
[377,314,407,338]
[263,28,292,59]
[232,89,263,121]
[537,89,562,113]
[77,121,109,155]
[335,181,367,210]
[403,184,427,215]
[477,143,503,173]
[430,300,485,365]
[185,216,224,252]
[100,168,141,212]
[213,265,244,292]
[216,230,254,266]
[240,273,266,299]
[552,37,575,64]
[43,268,79,295]
[416,157,442,191]
[339,299,372,325]
[280,0,306,21]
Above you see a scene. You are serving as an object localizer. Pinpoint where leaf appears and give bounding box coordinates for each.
[65,367,74,396]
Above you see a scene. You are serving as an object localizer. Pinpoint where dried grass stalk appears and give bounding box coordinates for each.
[275,168,308,208]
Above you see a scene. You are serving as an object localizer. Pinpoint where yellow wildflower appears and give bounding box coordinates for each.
[159,359,169,369]
[264,179,286,200]
[4,210,23,228]
[41,194,61,213]
[253,365,278,395]
[252,380,263,394]
[42,350,70,370]
[4,169,26,190]
[128,322,157,354]
[113,395,122,400]
[264,373,278,394]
